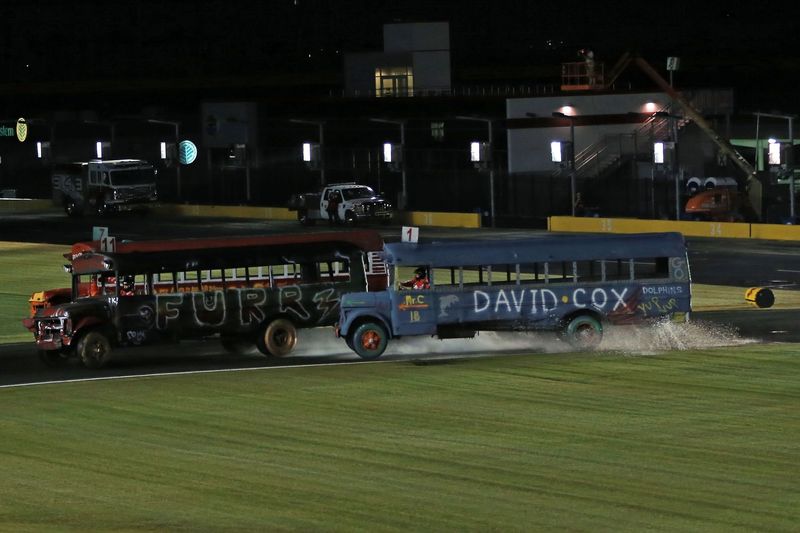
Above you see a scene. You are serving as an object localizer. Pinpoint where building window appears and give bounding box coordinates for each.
[431,121,444,141]
[374,67,414,97]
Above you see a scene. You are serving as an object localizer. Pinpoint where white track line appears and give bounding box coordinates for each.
[0,359,387,390]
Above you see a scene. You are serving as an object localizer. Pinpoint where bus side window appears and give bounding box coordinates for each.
[603,259,632,281]
[462,266,487,286]
[319,260,351,283]
[575,260,603,283]
[519,262,546,285]
[432,267,459,288]
[634,257,670,280]
[487,264,514,285]
[134,274,147,295]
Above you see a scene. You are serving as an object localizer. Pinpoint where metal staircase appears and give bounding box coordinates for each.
[554,108,688,181]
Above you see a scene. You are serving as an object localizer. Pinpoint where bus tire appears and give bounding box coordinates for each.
[220,335,256,355]
[77,330,113,368]
[350,322,388,360]
[257,318,297,357]
[563,315,603,350]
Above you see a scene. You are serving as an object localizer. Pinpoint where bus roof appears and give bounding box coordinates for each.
[69,230,384,274]
[383,232,686,267]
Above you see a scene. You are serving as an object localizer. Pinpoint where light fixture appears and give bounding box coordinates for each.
[470,142,481,162]
[383,142,393,163]
[653,142,665,164]
[768,139,781,165]
[550,141,563,163]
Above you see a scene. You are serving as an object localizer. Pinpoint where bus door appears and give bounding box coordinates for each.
[389,288,437,336]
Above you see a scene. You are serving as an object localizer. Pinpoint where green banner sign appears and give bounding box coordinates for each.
[0,118,27,142]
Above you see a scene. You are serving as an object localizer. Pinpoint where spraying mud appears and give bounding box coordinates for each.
[600,319,756,355]
[292,318,756,362]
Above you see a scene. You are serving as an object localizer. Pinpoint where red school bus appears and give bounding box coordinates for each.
[24,230,387,368]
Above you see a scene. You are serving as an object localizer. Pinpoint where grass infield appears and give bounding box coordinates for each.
[1,346,799,530]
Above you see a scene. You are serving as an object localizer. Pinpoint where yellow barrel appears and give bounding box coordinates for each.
[745,287,775,309]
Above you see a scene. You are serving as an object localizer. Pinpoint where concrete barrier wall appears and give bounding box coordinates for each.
[0,199,54,213]
[398,211,482,228]
[548,216,753,238]
[158,204,481,228]
[154,204,296,220]
[548,216,751,239]
[750,223,800,241]
[0,199,482,228]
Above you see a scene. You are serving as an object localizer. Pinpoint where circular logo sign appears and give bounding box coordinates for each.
[178,140,197,165]
[16,118,27,142]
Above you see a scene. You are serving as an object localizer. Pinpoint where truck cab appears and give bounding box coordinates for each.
[53,159,158,216]
[290,182,394,225]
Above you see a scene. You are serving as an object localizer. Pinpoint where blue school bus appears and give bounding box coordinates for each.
[337,232,692,359]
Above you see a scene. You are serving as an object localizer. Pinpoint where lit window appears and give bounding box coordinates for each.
[374,67,414,97]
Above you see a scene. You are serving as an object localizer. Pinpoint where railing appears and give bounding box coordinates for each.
[563,106,687,180]
[561,61,605,89]
[340,83,560,99]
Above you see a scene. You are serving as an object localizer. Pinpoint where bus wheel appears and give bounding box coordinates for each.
[220,335,256,355]
[38,349,69,367]
[77,330,113,368]
[351,322,388,360]
[563,315,603,350]
[257,319,297,357]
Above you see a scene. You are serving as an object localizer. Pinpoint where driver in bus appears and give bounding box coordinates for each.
[400,266,430,290]
[120,275,136,296]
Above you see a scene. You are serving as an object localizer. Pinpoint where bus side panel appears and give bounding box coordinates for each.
[115,282,350,344]
[389,290,437,336]
[420,281,690,334]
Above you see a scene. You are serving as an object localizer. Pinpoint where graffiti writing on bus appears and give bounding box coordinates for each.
[472,287,630,314]
[132,286,342,330]
[636,297,679,314]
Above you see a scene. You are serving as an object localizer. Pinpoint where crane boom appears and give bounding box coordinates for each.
[632,56,756,179]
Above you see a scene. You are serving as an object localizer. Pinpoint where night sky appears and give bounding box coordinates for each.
[1,0,798,109]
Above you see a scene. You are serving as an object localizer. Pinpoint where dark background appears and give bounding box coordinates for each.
[2,1,798,111]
